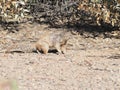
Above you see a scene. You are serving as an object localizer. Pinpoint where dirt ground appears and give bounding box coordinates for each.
[0,23,120,90]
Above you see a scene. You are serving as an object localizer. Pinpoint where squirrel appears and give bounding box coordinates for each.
[35,31,71,54]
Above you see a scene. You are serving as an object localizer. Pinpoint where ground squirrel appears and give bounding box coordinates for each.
[35,31,71,54]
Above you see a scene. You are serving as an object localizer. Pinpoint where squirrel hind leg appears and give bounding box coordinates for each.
[41,44,49,54]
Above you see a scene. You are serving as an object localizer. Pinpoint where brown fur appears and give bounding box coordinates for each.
[35,31,71,54]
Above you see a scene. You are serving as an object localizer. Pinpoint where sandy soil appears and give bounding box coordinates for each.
[0,23,120,90]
